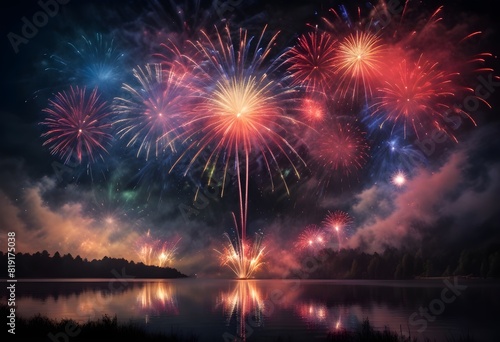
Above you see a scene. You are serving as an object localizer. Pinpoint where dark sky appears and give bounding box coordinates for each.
[1,0,499,277]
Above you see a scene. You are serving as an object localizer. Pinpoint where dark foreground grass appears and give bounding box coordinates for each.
[3,305,475,342]
[324,319,475,342]
[2,305,197,342]
[272,319,475,342]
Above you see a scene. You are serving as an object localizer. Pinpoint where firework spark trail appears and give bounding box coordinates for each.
[155,37,201,76]
[165,24,306,278]
[40,86,113,164]
[113,63,191,160]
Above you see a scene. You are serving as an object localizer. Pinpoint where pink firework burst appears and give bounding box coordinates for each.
[370,55,469,139]
[308,119,370,187]
[295,225,327,251]
[322,210,353,250]
[322,210,353,234]
[113,63,192,160]
[299,96,327,123]
[40,86,113,164]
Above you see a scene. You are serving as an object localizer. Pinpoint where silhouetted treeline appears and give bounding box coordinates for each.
[0,250,187,278]
[294,243,500,279]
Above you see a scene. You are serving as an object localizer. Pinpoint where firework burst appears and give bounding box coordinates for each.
[295,224,327,251]
[334,31,386,100]
[308,118,370,189]
[113,63,191,160]
[135,230,181,267]
[322,210,352,234]
[46,33,126,94]
[215,228,266,279]
[369,55,476,139]
[322,210,353,250]
[282,30,338,96]
[168,24,305,278]
[299,96,328,123]
[40,86,113,164]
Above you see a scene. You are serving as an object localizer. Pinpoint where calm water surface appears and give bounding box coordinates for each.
[5,278,500,341]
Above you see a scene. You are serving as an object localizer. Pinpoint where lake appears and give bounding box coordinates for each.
[5,278,500,341]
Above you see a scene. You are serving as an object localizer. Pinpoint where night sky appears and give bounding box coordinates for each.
[1,0,499,278]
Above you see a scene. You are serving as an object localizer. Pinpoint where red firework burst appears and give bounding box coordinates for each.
[322,210,353,250]
[295,225,327,251]
[40,86,113,164]
[370,55,479,139]
[300,96,327,122]
[283,30,338,95]
[322,210,353,234]
[309,119,370,184]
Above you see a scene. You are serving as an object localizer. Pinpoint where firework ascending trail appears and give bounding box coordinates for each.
[168,25,306,278]
[40,86,113,164]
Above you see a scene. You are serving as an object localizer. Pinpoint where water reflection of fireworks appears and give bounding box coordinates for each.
[216,281,265,341]
[295,301,351,333]
[137,282,178,322]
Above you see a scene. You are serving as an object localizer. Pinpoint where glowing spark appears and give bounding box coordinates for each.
[391,170,406,187]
